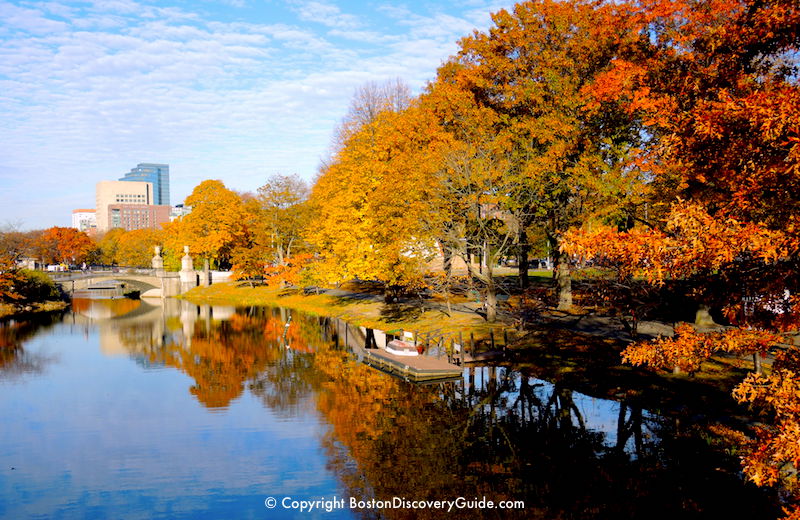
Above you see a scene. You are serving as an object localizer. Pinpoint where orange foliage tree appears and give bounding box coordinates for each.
[231,175,311,286]
[430,0,647,310]
[562,0,800,515]
[34,226,95,265]
[96,228,126,265]
[0,252,26,303]
[115,228,161,268]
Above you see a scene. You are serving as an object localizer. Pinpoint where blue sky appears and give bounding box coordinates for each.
[0,0,515,230]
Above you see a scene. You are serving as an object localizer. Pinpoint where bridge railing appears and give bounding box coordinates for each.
[48,267,157,280]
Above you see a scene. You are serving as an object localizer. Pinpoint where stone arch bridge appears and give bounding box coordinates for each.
[54,271,159,291]
[51,269,229,297]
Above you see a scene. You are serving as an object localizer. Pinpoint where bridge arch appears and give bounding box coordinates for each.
[55,274,161,293]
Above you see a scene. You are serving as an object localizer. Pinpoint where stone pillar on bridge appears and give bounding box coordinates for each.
[200,258,210,287]
[152,246,164,275]
[179,246,198,293]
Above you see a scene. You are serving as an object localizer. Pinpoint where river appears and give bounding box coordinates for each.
[0,297,780,519]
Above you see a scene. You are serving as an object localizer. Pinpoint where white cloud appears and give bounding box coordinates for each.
[0,1,70,34]
[291,0,361,30]
[0,0,515,229]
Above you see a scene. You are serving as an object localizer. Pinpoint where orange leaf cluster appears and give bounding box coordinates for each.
[36,226,95,265]
[0,252,25,303]
[262,253,312,288]
[622,323,782,375]
[733,349,800,516]
[564,201,790,283]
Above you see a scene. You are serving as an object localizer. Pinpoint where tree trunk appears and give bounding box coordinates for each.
[485,253,497,323]
[442,245,452,278]
[202,257,210,287]
[518,226,529,289]
[463,248,477,294]
[285,237,295,263]
[554,245,572,311]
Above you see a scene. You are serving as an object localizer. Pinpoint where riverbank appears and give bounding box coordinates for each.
[0,300,68,320]
[183,281,760,421]
[183,281,509,339]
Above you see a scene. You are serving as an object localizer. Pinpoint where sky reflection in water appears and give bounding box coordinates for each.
[0,298,779,519]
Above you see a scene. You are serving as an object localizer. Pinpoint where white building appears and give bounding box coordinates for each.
[170,204,192,221]
[72,209,96,233]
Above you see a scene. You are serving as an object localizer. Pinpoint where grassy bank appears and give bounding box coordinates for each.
[183,281,509,340]
[0,300,69,320]
[0,269,68,320]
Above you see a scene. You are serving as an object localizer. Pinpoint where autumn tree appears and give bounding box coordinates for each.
[166,180,246,270]
[34,227,95,266]
[256,174,310,266]
[0,252,25,303]
[96,228,126,266]
[416,79,518,321]
[332,78,412,148]
[307,80,449,296]
[116,229,161,268]
[226,175,311,286]
[562,0,800,514]
[430,0,645,310]
[0,224,40,262]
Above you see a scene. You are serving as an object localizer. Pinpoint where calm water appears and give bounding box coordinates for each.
[0,298,779,519]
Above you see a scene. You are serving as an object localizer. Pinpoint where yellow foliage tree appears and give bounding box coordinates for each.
[166,180,246,270]
[307,85,450,296]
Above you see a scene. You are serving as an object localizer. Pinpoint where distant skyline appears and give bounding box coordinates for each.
[0,0,515,230]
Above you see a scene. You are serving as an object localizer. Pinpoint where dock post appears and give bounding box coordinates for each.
[503,329,509,353]
[490,330,495,351]
[449,338,454,364]
[470,332,475,359]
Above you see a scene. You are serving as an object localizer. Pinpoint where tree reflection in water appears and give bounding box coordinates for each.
[309,321,779,520]
[105,305,779,519]
[0,314,61,380]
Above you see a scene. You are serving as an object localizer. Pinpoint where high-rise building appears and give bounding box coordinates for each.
[95,180,170,232]
[119,163,170,206]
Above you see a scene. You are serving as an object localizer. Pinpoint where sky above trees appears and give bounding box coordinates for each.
[0,0,515,229]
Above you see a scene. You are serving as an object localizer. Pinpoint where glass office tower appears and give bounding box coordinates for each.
[119,163,170,206]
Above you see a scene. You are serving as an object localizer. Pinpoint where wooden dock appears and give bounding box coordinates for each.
[358,346,464,383]
[333,320,464,382]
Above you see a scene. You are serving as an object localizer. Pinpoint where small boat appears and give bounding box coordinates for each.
[385,339,419,357]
